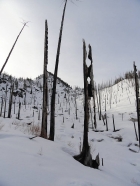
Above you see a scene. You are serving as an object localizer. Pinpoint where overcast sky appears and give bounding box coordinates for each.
[0,0,140,87]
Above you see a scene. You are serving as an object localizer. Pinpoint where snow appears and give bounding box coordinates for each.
[0,75,140,186]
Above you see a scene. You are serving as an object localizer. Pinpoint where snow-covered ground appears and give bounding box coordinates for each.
[0,75,140,186]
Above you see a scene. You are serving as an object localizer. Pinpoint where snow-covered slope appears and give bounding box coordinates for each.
[0,74,140,186]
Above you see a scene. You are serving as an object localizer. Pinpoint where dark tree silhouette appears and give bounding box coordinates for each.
[0,22,28,76]
[41,20,48,139]
[49,0,68,141]
[74,40,100,169]
[8,83,14,118]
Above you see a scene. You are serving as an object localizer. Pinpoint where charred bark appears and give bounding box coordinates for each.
[8,83,14,118]
[49,0,67,141]
[74,40,92,166]
[3,84,8,118]
[0,23,27,76]
[74,41,100,169]
[40,20,48,139]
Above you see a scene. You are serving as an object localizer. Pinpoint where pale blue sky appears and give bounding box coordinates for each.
[0,0,140,87]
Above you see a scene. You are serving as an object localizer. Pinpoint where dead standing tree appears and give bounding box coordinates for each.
[74,40,99,169]
[0,22,28,76]
[74,89,78,120]
[40,20,48,139]
[133,62,140,149]
[88,44,97,129]
[8,83,14,118]
[3,84,8,118]
[95,83,100,121]
[49,0,68,141]
[98,85,102,120]
[0,97,4,117]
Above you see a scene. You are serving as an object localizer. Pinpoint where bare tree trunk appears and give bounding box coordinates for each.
[75,90,78,120]
[98,87,102,120]
[95,85,100,120]
[105,113,108,131]
[38,110,40,121]
[90,104,94,130]
[102,115,106,126]
[133,121,138,141]
[0,97,4,117]
[8,83,14,118]
[133,62,140,148]
[14,97,16,114]
[49,0,67,141]
[110,85,112,109]
[112,114,116,132]
[0,23,27,76]
[17,102,21,120]
[88,44,97,129]
[24,92,26,109]
[74,40,92,167]
[4,84,8,118]
[41,20,48,139]
[105,95,106,112]
[82,42,89,155]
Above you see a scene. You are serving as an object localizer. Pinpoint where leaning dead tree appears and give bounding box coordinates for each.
[49,0,68,141]
[0,22,28,76]
[40,20,48,139]
[74,40,99,169]
[133,62,140,149]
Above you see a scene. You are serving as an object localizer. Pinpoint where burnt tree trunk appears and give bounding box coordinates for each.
[40,20,48,139]
[17,102,21,120]
[0,97,4,117]
[105,113,108,131]
[105,95,106,112]
[88,44,96,129]
[102,115,106,126]
[133,121,138,141]
[95,84,100,121]
[49,0,67,141]
[90,104,94,130]
[24,92,26,109]
[38,110,40,121]
[75,90,78,120]
[4,84,8,118]
[133,62,140,148]
[74,40,92,167]
[0,23,27,76]
[112,114,116,132]
[110,85,112,109]
[14,97,16,114]
[8,83,14,118]
[98,87,102,120]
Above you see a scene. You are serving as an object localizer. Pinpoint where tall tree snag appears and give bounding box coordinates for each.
[74,40,99,169]
[133,62,140,149]
[41,20,48,139]
[73,40,91,166]
[49,0,68,141]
